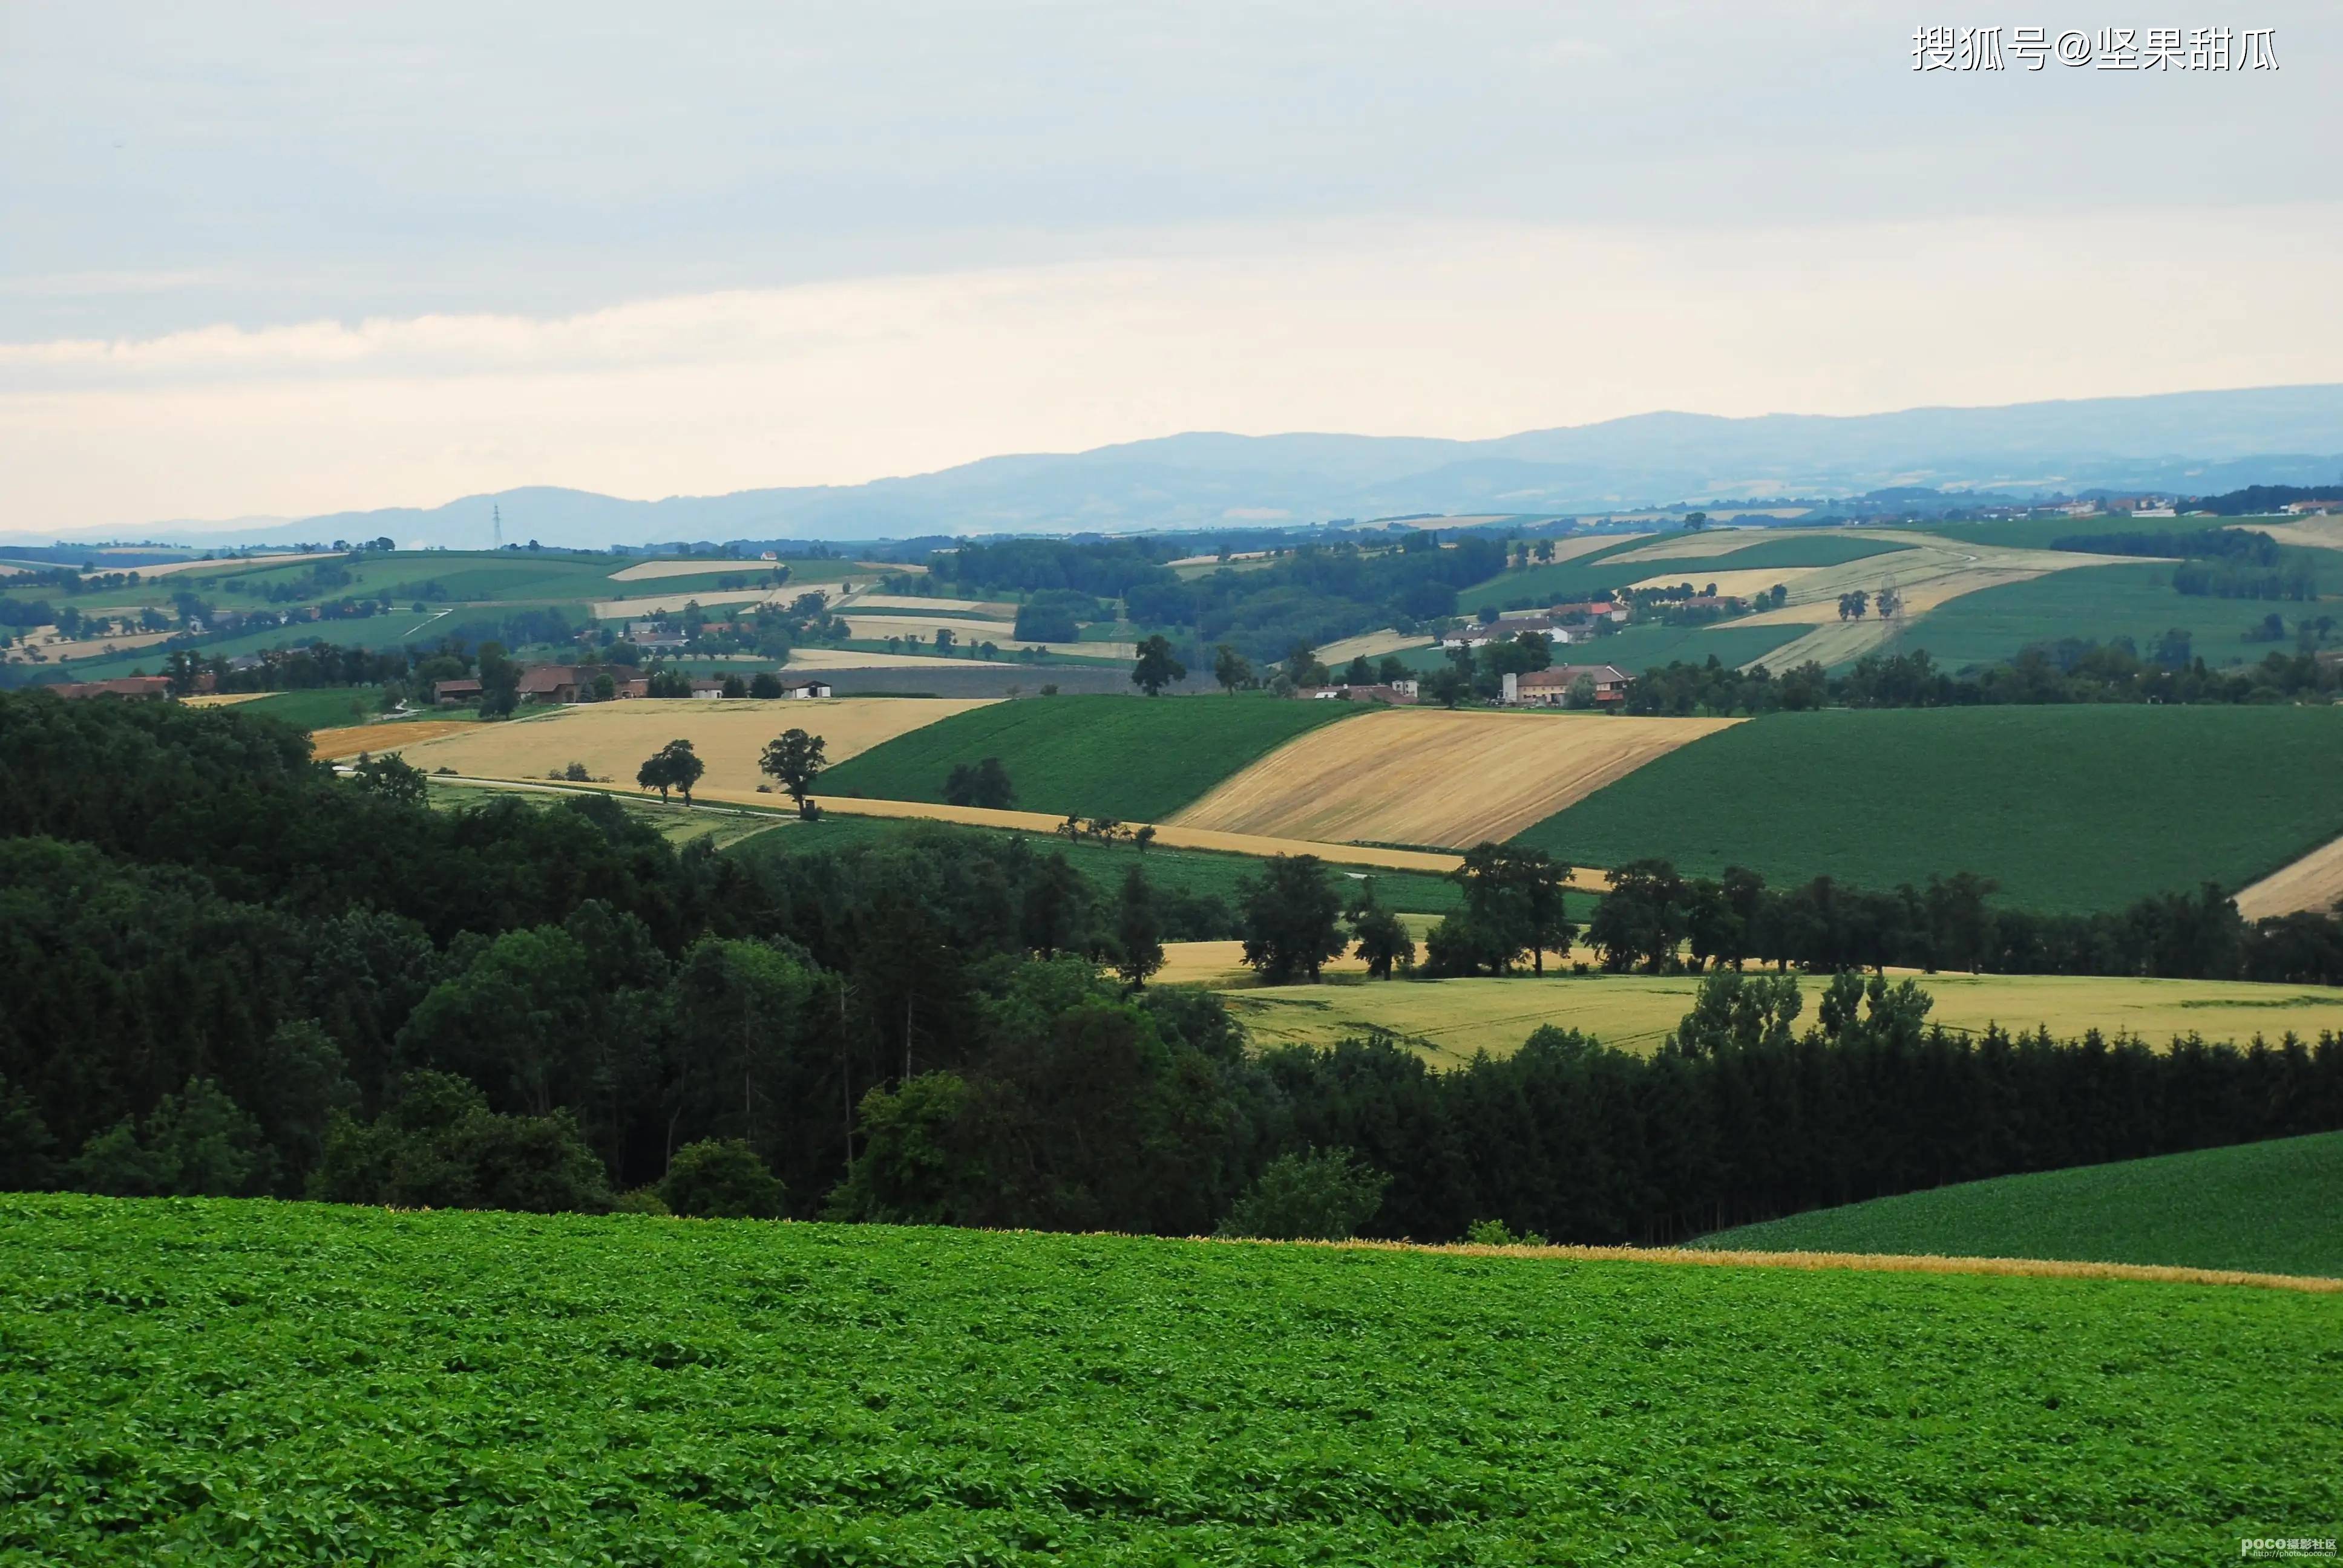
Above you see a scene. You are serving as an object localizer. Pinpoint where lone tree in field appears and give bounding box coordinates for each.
[1212,642,1252,694]
[1132,634,1187,696]
[943,756,1015,809]
[1215,1148,1389,1241]
[1113,864,1165,990]
[1837,589,1870,622]
[1237,854,1347,983]
[637,738,705,805]
[1349,883,1415,979]
[759,728,828,819]
[1875,584,1902,619]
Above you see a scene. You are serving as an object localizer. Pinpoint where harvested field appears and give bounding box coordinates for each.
[1317,628,1435,663]
[312,720,471,760]
[607,558,775,582]
[1626,566,1826,598]
[839,616,1123,659]
[1172,708,1735,848]
[591,587,803,619]
[845,593,1016,616]
[178,692,274,707]
[90,551,335,580]
[2235,832,2343,920]
[382,698,991,791]
[2241,516,2343,551]
[783,646,1024,670]
[1601,528,1777,563]
[776,791,1476,874]
[1206,969,2343,1067]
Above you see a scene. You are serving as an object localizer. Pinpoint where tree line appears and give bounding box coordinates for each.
[4,690,2340,1245]
[1622,644,2342,716]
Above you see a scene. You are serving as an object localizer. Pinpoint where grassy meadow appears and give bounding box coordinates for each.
[814,693,1362,822]
[1700,1132,2343,1278]
[1198,964,2343,1062]
[4,1195,2336,1564]
[1513,704,2343,911]
[1895,558,2333,673]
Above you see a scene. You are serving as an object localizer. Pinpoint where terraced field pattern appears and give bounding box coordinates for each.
[5,1195,2338,1563]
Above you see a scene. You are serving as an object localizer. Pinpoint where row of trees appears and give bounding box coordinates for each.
[1622,644,2343,716]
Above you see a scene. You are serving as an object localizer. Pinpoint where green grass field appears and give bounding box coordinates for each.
[736,812,1473,915]
[228,687,385,731]
[4,1196,2335,1563]
[1899,560,2332,673]
[1513,705,2343,911]
[815,694,1362,822]
[1699,1132,2343,1278]
[1458,534,1910,612]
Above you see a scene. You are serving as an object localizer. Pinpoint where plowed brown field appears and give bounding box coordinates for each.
[1170,707,1736,848]
[376,699,991,791]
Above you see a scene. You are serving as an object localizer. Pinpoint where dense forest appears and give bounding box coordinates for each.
[2,691,2339,1243]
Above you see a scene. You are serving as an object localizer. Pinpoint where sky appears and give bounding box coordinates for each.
[2,1,2338,533]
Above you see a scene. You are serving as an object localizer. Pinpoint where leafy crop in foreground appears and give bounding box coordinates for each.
[3,1195,2337,1564]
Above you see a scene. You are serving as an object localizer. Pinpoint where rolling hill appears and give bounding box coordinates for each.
[1697,1132,2343,1278]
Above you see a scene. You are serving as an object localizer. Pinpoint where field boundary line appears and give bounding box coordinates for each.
[1233,1236,2343,1293]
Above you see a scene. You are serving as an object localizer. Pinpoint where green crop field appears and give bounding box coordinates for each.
[1700,1132,2343,1278]
[1513,705,2343,912]
[1899,560,2332,673]
[737,812,1473,915]
[4,1197,2335,1564]
[1458,534,1911,612]
[814,694,1362,822]
[228,687,385,731]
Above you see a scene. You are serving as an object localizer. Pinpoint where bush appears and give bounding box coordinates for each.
[660,1138,784,1220]
[1464,1218,1548,1247]
[67,1078,272,1198]
[310,1071,612,1214]
[1216,1148,1389,1241]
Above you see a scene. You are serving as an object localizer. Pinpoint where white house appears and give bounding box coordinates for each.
[777,679,834,699]
[1502,664,1633,708]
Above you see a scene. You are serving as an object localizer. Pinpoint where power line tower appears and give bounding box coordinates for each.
[492,503,503,550]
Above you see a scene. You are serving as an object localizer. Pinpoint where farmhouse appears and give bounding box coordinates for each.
[777,679,834,699]
[1503,664,1633,707]
[1552,599,1631,624]
[1443,619,1565,652]
[433,678,483,704]
[516,664,649,704]
[1295,682,1418,704]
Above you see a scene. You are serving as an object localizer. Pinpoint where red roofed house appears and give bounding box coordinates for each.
[1502,664,1633,708]
[433,678,483,704]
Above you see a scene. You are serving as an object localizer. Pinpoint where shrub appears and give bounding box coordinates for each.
[660,1138,785,1220]
[1217,1148,1389,1241]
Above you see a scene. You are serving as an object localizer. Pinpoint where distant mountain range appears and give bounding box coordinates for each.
[29,384,2343,550]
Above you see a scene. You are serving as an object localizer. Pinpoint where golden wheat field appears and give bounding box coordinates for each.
[1316,628,1437,663]
[313,720,473,760]
[1170,707,1735,848]
[1199,967,2343,1065]
[378,698,993,791]
[2235,832,2343,920]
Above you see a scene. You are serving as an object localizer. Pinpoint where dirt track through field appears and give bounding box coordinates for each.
[375,699,991,791]
[2235,832,2343,919]
[1170,707,1736,848]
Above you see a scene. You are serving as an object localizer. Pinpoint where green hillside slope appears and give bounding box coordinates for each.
[1513,705,2343,911]
[4,1196,2336,1563]
[1699,1132,2343,1277]
[815,694,1360,822]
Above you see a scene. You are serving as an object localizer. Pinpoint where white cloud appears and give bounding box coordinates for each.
[4,208,2341,531]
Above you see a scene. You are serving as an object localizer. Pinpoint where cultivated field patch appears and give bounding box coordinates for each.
[1202,967,2343,1065]
[384,697,992,791]
[1173,708,1735,848]
[4,1195,2332,1563]
[1625,565,1827,598]
[1316,627,1436,663]
[2235,832,2343,920]
[312,720,471,760]
[1512,705,2343,912]
[814,694,1361,822]
[1699,1131,2343,1279]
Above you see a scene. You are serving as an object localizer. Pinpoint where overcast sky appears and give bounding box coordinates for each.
[2,1,2338,531]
